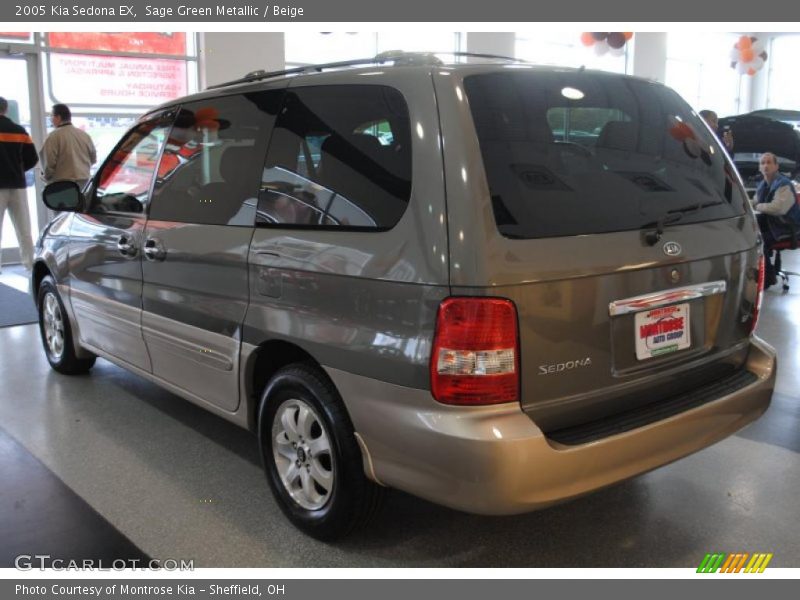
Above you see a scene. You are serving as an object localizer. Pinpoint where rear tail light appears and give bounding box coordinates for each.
[430,297,519,406]
[749,255,765,335]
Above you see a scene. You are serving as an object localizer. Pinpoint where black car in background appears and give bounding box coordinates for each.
[720,110,800,197]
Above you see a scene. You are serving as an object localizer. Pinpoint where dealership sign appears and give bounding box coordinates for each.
[49,53,187,106]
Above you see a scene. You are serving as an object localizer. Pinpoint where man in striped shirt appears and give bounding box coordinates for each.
[0,96,38,271]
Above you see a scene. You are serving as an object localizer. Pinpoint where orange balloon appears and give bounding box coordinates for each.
[623,32,633,40]
[741,48,755,63]
[669,122,695,142]
[738,35,752,50]
[580,32,595,46]
[747,68,757,76]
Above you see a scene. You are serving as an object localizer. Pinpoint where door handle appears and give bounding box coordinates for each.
[143,238,167,262]
[117,235,138,257]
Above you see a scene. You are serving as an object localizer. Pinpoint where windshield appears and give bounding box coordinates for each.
[464,71,748,239]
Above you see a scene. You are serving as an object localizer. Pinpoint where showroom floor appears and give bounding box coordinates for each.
[1,256,799,568]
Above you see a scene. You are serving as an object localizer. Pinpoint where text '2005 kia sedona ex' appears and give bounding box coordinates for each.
[34,52,775,540]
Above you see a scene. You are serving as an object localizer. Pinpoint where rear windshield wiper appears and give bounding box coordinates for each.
[643,201,723,246]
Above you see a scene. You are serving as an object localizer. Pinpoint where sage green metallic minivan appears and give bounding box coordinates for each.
[33,53,775,540]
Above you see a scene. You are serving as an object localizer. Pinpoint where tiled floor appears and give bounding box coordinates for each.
[1,256,799,567]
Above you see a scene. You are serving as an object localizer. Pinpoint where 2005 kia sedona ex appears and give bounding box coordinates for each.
[33,52,776,540]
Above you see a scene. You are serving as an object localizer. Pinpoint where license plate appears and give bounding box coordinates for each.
[634,303,691,360]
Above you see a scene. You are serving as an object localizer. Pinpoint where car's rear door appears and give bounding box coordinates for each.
[140,88,284,412]
[442,69,760,434]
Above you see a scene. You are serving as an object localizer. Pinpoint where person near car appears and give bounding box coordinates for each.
[752,151,800,286]
[700,109,734,152]
[40,103,97,189]
[0,96,38,271]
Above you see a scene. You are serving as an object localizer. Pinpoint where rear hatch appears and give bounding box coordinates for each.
[461,70,761,434]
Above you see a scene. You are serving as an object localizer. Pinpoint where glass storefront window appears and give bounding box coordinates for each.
[47,32,192,56]
[766,35,800,110]
[516,32,629,73]
[0,32,33,44]
[46,53,188,107]
[285,32,462,66]
[0,58,39,248]
[665,33,742,117]
[39,33,199,169]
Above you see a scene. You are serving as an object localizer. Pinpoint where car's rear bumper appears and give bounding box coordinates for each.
[327,336,775,515]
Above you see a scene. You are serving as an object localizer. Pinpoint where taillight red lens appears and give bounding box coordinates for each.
[750,255,765,335]
[430,297,519,405]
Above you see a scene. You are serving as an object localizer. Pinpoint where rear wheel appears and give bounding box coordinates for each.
[37,276,95,375]
[258,363,384,540]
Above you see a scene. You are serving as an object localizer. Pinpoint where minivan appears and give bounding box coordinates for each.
[33,52,776,540]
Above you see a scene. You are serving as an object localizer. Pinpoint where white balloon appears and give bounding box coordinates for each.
[752,39,765,55]
[736,61,749,74]
[751,56,764,71]
[609,46,625,57]
[729,47,740,61]
[594,41,609,56]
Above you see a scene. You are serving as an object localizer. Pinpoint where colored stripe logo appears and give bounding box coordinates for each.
[697,552,773,573]
[0,133,34,144]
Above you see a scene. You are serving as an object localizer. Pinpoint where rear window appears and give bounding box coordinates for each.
[464,71,748,239]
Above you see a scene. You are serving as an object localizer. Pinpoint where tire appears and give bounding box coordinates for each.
[258,363,384,540]
[37,276,96,375]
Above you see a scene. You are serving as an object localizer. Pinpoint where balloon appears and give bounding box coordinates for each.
[607,32,626,49]
[669,119,695,142]
[683,138,702,158]
[582,32,631,58]
[731,36,768,74]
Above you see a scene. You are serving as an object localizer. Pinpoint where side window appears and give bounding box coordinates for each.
[148,91,283,226]
[259,85,412,230]
[92,116,172,214]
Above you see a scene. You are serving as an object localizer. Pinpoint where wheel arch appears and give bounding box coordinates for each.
[244,339,330,432]
[31,260,52,299]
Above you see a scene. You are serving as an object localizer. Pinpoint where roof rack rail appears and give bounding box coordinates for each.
[207,50,528,90]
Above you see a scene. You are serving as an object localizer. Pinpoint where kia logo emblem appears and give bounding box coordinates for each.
[663,241,682,256]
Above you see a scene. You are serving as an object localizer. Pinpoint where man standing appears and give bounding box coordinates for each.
[699,109,734,152]
[753,152,800,287]
[0,96,38,271]
[40,103,96,188]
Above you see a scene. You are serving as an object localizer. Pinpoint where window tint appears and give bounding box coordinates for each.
[259,85,412,230]
[149,91,283,226]
[92,116,171,214]
[464,72,748,239]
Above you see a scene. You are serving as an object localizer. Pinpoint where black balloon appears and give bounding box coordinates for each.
[607,32,626,49]
[592,32,609,41]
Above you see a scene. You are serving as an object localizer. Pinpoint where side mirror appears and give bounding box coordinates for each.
[42,180,84,212]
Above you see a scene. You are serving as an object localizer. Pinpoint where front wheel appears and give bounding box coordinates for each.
[37,276,95,375]
[258,363,384,540]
